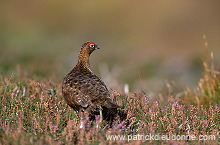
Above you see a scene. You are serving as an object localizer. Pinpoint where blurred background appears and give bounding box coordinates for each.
[0,0,220,93]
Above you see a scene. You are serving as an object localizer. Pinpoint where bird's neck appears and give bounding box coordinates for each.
[76,50,91,69]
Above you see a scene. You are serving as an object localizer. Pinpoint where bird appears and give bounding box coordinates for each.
[62,41,121,128]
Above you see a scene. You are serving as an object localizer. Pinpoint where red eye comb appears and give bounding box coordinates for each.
[88,42,95,45]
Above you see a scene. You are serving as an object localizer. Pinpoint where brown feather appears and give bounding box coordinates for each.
[62,41,120,116]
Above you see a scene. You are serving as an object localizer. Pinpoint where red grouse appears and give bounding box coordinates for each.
[62,41,120,127]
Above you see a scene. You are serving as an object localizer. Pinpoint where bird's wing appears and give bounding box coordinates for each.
[78,74,120,109]
[79,74,110,101]
[63,71,119,110]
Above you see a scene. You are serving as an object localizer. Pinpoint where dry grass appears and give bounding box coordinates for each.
[182,52,220,106]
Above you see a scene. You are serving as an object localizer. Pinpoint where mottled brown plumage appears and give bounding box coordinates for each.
[62,41,120,123]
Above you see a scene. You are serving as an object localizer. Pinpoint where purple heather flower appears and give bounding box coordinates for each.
[95,115,100,121]
[115,123,123,130]
[149,108,153,114]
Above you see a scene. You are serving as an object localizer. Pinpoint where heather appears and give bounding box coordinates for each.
[0,54,219,144]
[1,1,220,144]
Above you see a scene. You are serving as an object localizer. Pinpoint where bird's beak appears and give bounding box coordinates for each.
[95,45,100,50]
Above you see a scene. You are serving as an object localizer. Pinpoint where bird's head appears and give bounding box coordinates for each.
[81,41,100,55]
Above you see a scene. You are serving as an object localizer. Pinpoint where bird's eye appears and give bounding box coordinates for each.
[89,44,95,48]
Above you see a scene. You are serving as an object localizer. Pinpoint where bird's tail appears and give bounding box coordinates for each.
[103,99,121,109]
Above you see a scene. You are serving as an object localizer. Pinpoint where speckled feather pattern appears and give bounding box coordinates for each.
[62,41,120,115]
